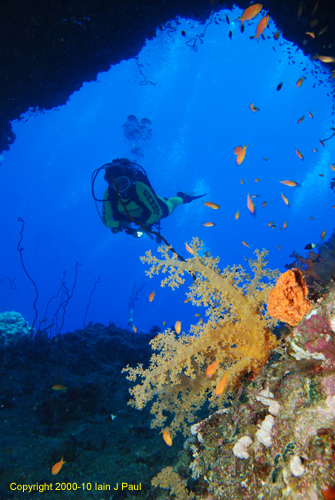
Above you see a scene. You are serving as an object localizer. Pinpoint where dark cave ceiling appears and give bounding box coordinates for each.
[0,0,334,153]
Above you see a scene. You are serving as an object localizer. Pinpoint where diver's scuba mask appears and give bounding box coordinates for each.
[113,175,131,197]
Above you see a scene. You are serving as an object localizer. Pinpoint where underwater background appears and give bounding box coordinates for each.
[0,4,335,499]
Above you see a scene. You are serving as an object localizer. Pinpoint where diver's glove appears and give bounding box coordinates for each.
[177,191,207,204]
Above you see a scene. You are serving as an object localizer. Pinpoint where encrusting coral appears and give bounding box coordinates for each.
[122,237,279,436]
[267,268,312,326]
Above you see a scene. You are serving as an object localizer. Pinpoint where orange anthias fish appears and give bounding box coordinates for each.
[283,220,287,229]
[330,164,335,171]
[255,178,261,182]
[262,201,267,208]
[313,55,335,63]
[184,297,191,303]
[216,373,229,397]
[281,194,289,206]
[297,1,303,17]
[235,210,239,220]
[247,193,255,214]
[297,115,305,124]
[52,385,67,392]
[310,19,318,27]
[52,457,66,475]
[206,360,219,377]
[318,25,328,35]
[163,431,172,447]
[237,3,263,25]
[295,148,304,160]
[149,290,155,302]
[273,30,281,40]
[203,222,215,227]
[319,139,325,146]
[175,321,181,334]
[185,242,194,255]
[202,201,220,209]
[321,230,326,240]
[308,110,313,118]
[252,14,270,41]
[242,241,250,248]
[240,178,244,185]
[306,31,315,38]
[132,325,137,333]
[236,145,248,165]
[296,77,304,88]
[279,180,298,187]
[249,103,260,112]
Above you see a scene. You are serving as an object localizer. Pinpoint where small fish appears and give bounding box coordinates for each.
[279,180,298,187]
[262,201,267,208]
[216,373,229,397]
[318,25,328,35]
[184,297,191,303]
[240,178,244,185]
[310,19,318,27]
[185,242,194,255]
[296,77,304,88]
[175,320,181,334]
[277,82,283,91]
[305,31,315,38]
[52,385,67,392]
[277,245,281,250]
[319,139,325,146]
[163,431,172,446]
[310,217,313,220]
[236,145,248,165]
[206,360,219,378]
[273,30,281,40]
[283,220,287,229]
[313,148,317,153]
[252,14,270,42]
[262,157,268,161]
[203,222,215,227]
[249,103,260,112]
[313,55,335,63]
[237,3,263,25]
[271,224,277,229]
[133,325,137,333]
[254,178,261,182]
[149,290,155,302]
[311,2,318,16]
[321,230,326,240]
[226,14,230,23]
[305,242,316,250]
[235,210,239,220]
[297,115,305,124]
[251,195,260,198]
[195,313,201,317]
[268,221,275,226]
[332,206,335,209]
[52,457,66,475]
[247,193,255,214]
[319,173,324,177]
[242,241,250,248]
[297,1,303,17]
[228,30,232,39]
[330,164,335,171]
[162,321,166,325]
[202,201,220,209]
[295,148,304,160]
[308,110,313,118]
[281,193,289,206]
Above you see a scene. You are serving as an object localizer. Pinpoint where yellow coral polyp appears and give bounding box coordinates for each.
[122,237,279,436]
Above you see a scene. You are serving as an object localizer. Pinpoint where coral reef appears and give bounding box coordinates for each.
[123,238,279,436]
[151,290,335,500]
[267,269,312,326]
[0,311,31,346]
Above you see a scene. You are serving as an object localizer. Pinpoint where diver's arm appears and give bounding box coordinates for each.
[135,181,163,225]
[102,189,121,233]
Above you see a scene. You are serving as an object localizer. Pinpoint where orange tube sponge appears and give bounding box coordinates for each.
[267,269,312,326]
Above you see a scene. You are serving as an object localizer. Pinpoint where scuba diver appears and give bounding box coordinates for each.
[92,158,206,239]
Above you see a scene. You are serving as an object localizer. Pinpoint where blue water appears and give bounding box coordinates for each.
[1,8,334,336]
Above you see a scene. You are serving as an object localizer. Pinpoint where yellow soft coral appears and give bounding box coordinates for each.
[122,238,279,436]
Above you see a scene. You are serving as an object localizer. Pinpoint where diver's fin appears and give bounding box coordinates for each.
[177,191,207,204]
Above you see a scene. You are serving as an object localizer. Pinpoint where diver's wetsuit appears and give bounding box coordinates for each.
[102,180,183,233]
